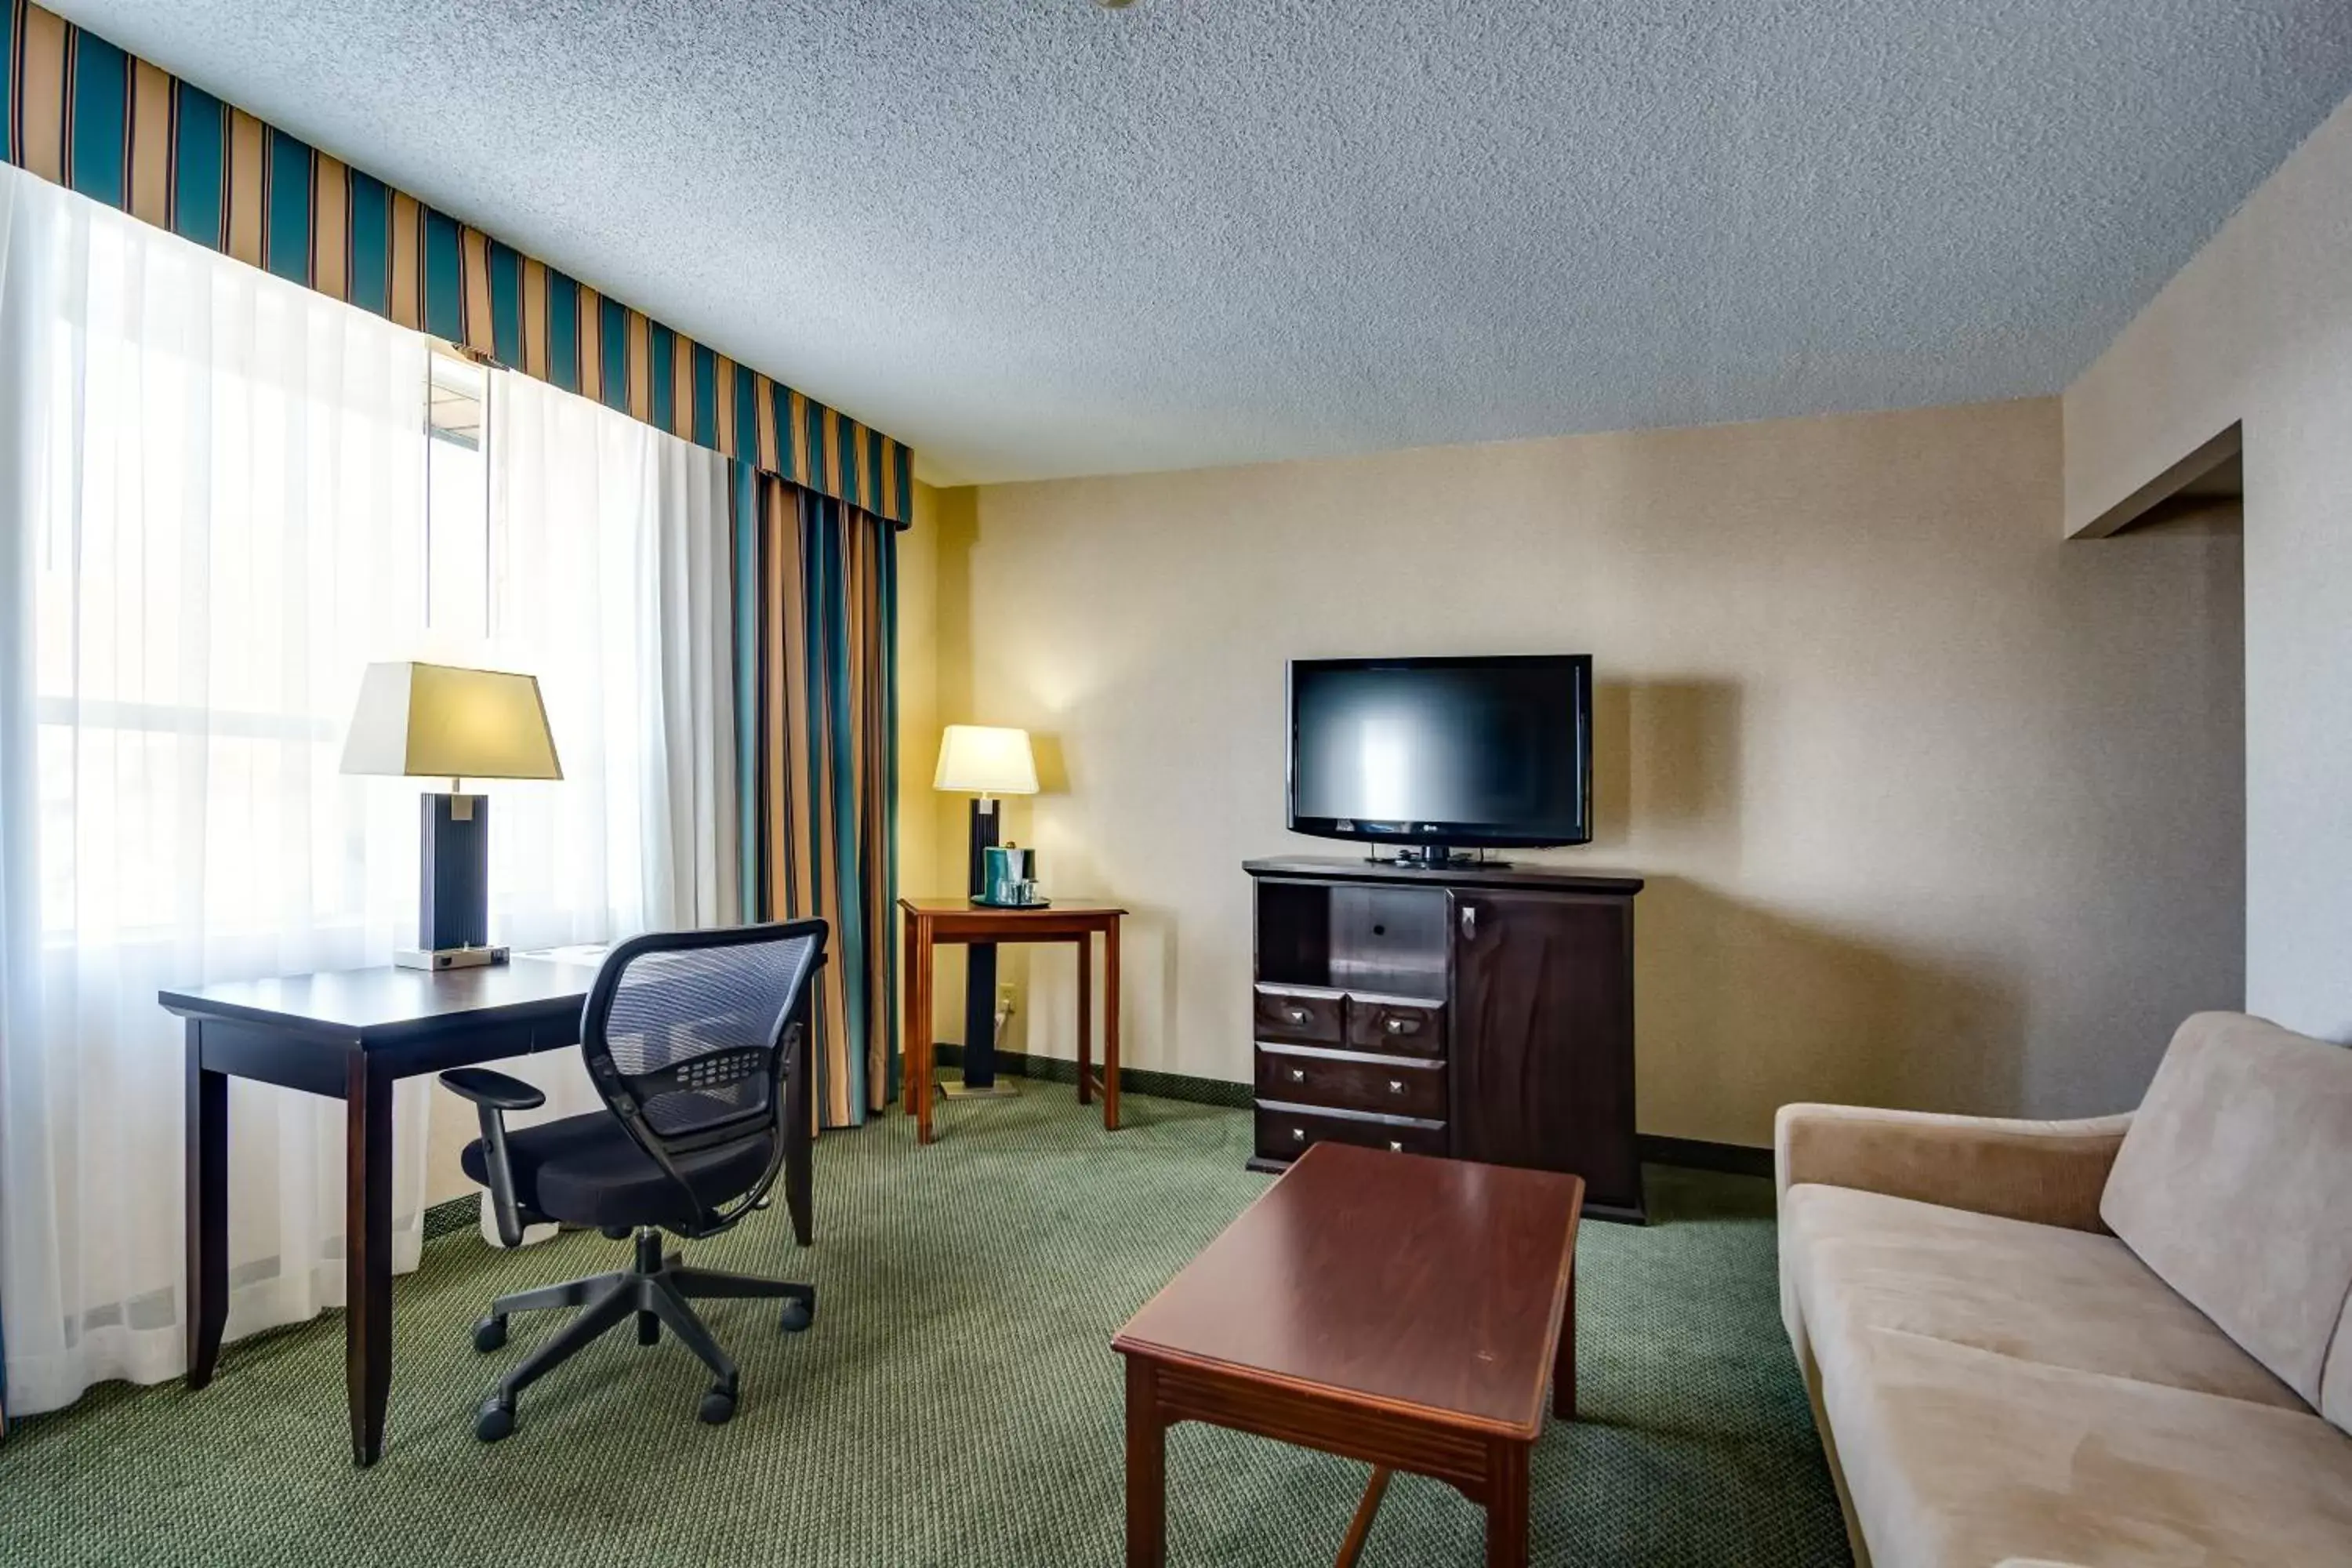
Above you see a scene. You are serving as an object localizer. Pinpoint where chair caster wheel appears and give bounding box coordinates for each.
[698,1387,737,1425]
[472,1315,508,1354]
[475,1396,516,1443]
[779,1298,815,1334]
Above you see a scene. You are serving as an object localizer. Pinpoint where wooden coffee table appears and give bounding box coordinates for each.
[1112,1142,1584,1568]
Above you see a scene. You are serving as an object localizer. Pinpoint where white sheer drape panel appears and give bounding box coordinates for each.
[0,169,745,1411]
[430,371,739,1235]
[483,370,739,943]
[0,164,434,1417]
[641,424,741,931]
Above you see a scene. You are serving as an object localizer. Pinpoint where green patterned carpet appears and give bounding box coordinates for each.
[0,1093,1850,1567]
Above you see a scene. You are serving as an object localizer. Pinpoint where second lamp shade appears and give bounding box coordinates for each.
[934,724,1037,796]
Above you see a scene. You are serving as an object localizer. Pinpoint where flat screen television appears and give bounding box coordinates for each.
[1287,655,1593,861]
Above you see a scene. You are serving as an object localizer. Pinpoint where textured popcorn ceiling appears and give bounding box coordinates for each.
[53,2,2352,483]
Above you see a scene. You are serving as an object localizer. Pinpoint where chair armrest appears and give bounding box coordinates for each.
[437,1067,546,1112]
[1774,1103,2133,1233]
[437,1069,546,1247]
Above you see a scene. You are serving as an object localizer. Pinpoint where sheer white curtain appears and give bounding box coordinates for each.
[437,369,742,1188]
[0,162,435,1417]
[481,368,739,949]
[0,167,741,1418]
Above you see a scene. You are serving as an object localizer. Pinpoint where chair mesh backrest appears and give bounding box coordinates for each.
[584,927,822,1153]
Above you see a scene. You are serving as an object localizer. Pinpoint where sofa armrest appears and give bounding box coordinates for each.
[1775,1103,2133,1233]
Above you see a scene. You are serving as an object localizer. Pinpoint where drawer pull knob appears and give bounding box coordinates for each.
[1388,1080,1405,1094]
[1388,1140,1404,1152]
[1290,1126,1306,1142]
[1385,1017,1407,1034]
[1287,1067,1306,1083]
[1284,1006,1309,1025]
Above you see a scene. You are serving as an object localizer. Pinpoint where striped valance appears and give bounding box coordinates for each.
[0,1,913,525]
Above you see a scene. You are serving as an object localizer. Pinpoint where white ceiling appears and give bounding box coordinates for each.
[53,2,2352,485]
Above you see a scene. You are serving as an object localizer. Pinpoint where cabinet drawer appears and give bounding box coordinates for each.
[1254,1102,1447,1162]
[1255,1044,1446,1120]
[1253,984,1344,1044]
[1345,994,1446,1057]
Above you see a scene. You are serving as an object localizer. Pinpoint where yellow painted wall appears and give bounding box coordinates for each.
[914,397,2244,1147]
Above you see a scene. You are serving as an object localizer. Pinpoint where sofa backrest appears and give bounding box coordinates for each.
[2328,1295,2352,1432]
[2102,1012,2352,1423]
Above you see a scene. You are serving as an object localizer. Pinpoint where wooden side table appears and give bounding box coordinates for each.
[898,897,1126,1145]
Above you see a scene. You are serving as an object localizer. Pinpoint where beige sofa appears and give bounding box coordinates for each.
[1776,1012,2352,1567]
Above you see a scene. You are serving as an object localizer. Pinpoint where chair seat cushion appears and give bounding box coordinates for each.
[462,1111,775,1231]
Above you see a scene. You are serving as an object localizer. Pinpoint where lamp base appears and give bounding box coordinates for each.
[940,1074,1022,1100]
[394,945,511,972]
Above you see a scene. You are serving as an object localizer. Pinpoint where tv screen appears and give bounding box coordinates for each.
[1288,655,1592,850]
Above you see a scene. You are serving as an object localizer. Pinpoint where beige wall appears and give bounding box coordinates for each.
[909,398,2242,1146]
[2065,93,2352,1045]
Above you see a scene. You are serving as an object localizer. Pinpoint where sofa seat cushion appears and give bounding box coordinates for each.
[1784,1184,2303,1409]
[1815,1324,2352,1567]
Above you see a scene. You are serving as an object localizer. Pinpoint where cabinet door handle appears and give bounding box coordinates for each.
[1287,1067,1306,1084]
[1290,1126,1306,1143]
[1384,1016,1407,1035]
[1460,905,1478,939]
[1283,1005,1309,1025]
[1388,1140,1403,1152]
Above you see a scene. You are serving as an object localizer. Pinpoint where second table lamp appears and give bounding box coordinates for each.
[932,724,1039,1094]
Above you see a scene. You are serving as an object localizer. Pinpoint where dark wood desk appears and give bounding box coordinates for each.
[1112,1143,1584,1568]
[159,959,816,1468]
[898,897,1125,1145]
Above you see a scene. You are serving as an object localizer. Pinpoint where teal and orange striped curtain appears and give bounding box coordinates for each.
[734,472,899,1127]
[0,1,913,524]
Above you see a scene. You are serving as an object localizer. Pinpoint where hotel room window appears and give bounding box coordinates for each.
[426,349,492,642]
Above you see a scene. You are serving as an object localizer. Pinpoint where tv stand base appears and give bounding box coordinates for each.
[1373,846,1506,870]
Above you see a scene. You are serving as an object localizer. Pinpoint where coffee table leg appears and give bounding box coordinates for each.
[1554,1260,1577,1420]
[1486,1438,1530,1568]
[1125,1357,1167,1568]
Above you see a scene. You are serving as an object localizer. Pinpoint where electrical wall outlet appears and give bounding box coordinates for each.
[997,983,1018,1015]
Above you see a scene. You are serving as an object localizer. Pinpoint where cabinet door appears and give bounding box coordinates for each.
[1450,890,1639,1210]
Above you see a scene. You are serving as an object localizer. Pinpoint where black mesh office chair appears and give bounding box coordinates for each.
[438,919,828,1442]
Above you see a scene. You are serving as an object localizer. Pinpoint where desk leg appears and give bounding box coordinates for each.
[1104,917,1122,1132]
[1485,1437,1530,1568]
[183,1023,227,1392]
[1124,1357,1167,1568]
[1554,1258,1577,1421]
[1076,931,1094,1107]
[345,1056,394,1468]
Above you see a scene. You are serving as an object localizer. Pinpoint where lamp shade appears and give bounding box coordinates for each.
[933,724,1037,796]
[339,661,563,782]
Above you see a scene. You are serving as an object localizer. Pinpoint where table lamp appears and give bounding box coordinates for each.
[932,724,1038,1095]
[340,661,563,971]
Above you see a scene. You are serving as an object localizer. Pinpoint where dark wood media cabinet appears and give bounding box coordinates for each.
[1244,857,1646,1222]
